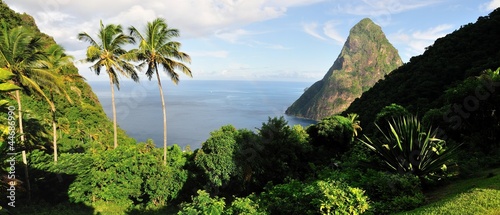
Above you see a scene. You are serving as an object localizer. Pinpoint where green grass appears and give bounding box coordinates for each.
[397,168,500,215]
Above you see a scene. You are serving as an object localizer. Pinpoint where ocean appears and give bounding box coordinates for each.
[88,80,317,149]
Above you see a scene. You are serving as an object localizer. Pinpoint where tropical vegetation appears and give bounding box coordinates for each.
[0,1,499,215]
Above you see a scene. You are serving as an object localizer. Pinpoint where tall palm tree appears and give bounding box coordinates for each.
[0,21,54,201]
[129,18,192,165]
[35,44,80,162]
[78,20,139,149]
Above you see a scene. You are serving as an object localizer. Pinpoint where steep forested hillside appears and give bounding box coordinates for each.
[286,18,402,120]
[0,1,134,150]
[345,9,500,134]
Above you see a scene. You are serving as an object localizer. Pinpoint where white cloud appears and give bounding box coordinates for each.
[215,29,253,43]
[189,50,229,58]
[412,24,453,40]
[303,21,345,45]
[338,0,441,15]
[334,0,443,26]
[107,5,157,28]
[323,21,345,45]
[302,22,326,40]
[3,0,323,48]
[389,24,454,61]
[481,0,500,11]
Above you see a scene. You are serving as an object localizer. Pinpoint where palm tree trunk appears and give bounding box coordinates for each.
[155,69,168,166]
[52,109,58,163]
[109,76,118,149]
[51,91,58,163]
[15,90,31,202]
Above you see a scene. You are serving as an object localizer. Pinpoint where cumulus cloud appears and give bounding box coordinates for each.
[3,0,322,48]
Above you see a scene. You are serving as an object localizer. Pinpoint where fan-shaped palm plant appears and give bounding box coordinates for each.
[360,115,461,176]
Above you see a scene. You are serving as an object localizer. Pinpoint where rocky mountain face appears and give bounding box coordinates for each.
[286,18,402,120]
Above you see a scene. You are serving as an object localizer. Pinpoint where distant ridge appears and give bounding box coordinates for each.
[286,18,402,120]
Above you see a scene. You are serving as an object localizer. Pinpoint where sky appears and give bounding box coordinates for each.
[3,0,500,82]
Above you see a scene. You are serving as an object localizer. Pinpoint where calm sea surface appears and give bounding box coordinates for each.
[88,80,316,149]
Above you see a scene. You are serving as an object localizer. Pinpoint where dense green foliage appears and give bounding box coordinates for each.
[307,115,356,155]
[178,190,265,215]
[259,179,369,215]
[194,125,238,194]
[286,18,402,120]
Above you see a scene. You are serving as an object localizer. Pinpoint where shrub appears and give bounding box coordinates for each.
[318,169,425,214]
[226,195,266,215]
[259,179,369,215]
[178,190,225,215]
[58,143,187,212]
[308,115,355,153]
[194,125,238,194]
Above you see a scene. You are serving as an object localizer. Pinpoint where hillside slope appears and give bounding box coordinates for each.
[286,18,402,120]
[344,9,500,134]
[0,0,134,150]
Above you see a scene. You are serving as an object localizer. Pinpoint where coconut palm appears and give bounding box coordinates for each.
[347,113,362,138]
[78,20,139,149]
[129,18,192,165]
[35,44,81,162]
[0,20,55,201]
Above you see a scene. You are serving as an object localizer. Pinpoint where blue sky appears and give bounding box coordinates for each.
[4,0,500,82]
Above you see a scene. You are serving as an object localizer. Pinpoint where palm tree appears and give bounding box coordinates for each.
[347,113,362,138]
[78,20,139,148]
[129,18,192,165]
[0,21,53,201]
[36,44,80,162]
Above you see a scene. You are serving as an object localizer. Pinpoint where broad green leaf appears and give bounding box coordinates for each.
[0,82,21,92]
[0,68,15,81]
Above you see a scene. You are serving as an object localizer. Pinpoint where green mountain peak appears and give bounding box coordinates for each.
[286,18,402,120]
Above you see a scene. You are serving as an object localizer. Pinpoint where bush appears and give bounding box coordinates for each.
[57,143,187,213]
[259,179,369,215]
[178,191,265,215]
[308,115,355,154]
[319,169,425,214]
[194,125,238,195]
[226,195,266,215]
[178,190,225,215]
